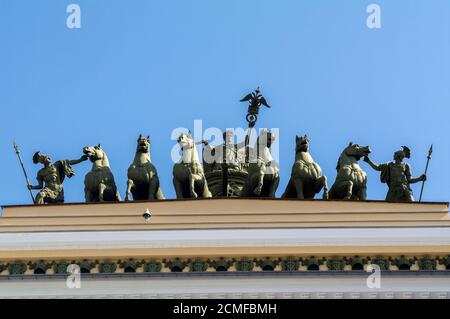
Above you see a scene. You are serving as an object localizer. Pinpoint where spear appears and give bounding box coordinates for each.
[419,144,433,202]
[13,141,35,204]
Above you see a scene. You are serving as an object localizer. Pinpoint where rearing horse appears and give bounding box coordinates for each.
[83,144,121,202]
[125,135,164,201]
[329,142,371,200]
[173,132,212,199]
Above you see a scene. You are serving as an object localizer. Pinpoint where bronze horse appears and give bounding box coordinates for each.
[173,132,212,199]
[83,145,121,202]
[125,135,164,201]
[329,142,371,200]
[282,135,328,199]
[241,130,280,197]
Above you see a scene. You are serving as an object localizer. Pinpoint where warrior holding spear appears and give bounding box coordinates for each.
[363,146,426,202]
[26,150,88,204]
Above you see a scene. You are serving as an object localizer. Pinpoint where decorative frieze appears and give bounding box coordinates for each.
[144,260,162,273]
[188,259,208,272]
[281,257,300,271]
[326,257,346,271]
[300,257,321,271]
[53,261,69,274]
[164,258,187,272]
[209,258,232,272]
[98,261,117,273]
[234,257,255,272]
[28,260,52,274]
[79,260,96,273]
[417,257,437,271]
[345,256,368,270]
[119,259,142,273]
[0,255,448,276]
[370,256,390,270]
[7,261,27,275]
[390,256,414,271]
[256,257,279,271]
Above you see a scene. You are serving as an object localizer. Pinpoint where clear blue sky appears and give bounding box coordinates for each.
[1,0,449,205]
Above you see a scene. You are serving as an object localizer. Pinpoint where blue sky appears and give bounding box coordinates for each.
[0,0,449,205]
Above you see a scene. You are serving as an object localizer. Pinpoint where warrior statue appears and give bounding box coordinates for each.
[83,144,121,202]
[363,146,426,202]
[125,135,164,201]
[28,151,88,204]
[241,130,280,197]
[329,142,371,200]
[173,132,212,198]
[203,130,248,196]
[203,130,246,174]
[282,135,328,199]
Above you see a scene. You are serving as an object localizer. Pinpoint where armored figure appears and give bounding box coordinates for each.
[364,146,426,202]
[202,130,249,197]
[28,152,88,204]
[203,130,246,174]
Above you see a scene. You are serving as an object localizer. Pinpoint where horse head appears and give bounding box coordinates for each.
[177,132,194,151]
[136,134,150,154]
[295,134,310,153]
[337,142,371,170]
[83,144,109,167]
[343,142,371,160]
[252,130,277,168]
[256,130,276,149]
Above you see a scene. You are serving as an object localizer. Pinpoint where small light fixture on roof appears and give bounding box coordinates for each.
[143,208,152,223]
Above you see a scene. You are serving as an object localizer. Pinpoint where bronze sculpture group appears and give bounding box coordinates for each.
[18,89,429,205]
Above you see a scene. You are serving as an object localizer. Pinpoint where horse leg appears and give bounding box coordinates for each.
[343,180,353,200]
[268,174,280,198]
[201,176,212,198]
[155,186,165,200]
[281,179,293,198]
[293,177,305,199]
[125,179,134,201]
[314,176,329,199]
[115,189,121,201]
[98,183,106,202]
[358,177,368,200]
[190,175,198,198]
[253,168,265,196]
[84,188,92,203]
[173,177,184,199]
[148,177,158,200]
